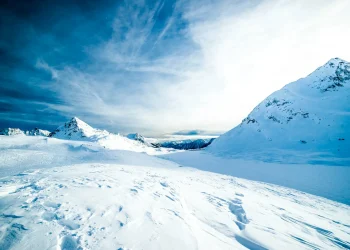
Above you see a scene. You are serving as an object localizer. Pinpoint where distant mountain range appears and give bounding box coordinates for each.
[0,117,215,151]
[0,127,50,136]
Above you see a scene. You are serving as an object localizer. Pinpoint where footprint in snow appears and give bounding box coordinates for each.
[44,201,61,209]
[0,223,28,249]
[57,234,79,250]
[228,198,249,230]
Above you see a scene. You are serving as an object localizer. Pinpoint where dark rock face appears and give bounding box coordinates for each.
[126,133,146,144]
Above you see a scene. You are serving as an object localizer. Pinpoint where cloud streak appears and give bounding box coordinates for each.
[1,0,350,135]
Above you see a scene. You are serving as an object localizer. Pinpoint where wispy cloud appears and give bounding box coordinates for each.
[3,0,350,134]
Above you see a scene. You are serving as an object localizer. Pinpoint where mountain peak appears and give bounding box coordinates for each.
[67,117,92,130]
[305,57,350,92]
[49,117,102,140]
[69,116,87,125]
[321,57,349,71]
[326,57,347,65]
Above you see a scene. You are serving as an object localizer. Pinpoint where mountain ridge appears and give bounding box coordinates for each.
[208,57,350,160]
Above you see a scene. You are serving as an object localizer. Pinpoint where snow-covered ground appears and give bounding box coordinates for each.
[161,151,350,205]
[0,136,350,249]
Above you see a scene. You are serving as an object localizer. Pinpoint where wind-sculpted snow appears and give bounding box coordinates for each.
[209,58,350,162]
[0,136,349,249]
[1,164,349,249]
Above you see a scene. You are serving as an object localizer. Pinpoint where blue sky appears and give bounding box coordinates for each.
[1,0,350,135]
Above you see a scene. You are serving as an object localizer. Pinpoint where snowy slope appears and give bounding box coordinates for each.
[209,58,350,160]
[0,136,349,249]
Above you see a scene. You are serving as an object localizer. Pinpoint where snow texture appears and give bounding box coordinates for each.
[0,136,349,250]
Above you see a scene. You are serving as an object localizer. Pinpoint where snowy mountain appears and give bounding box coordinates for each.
[0,128,50,137]
[49,117,110,140]
[25,128,50,136]
[0,128,25,135]
[48,117,168,153]
[209,58,350,160]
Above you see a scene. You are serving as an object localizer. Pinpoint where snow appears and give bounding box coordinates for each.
[209,58,350,162]
[48,117,170,154]
[161,150,350,205]
[0,128,25,136]
[1,128,50,137]
[0,136,349,250]
[49,117,110,140]
[25,128,50,137]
